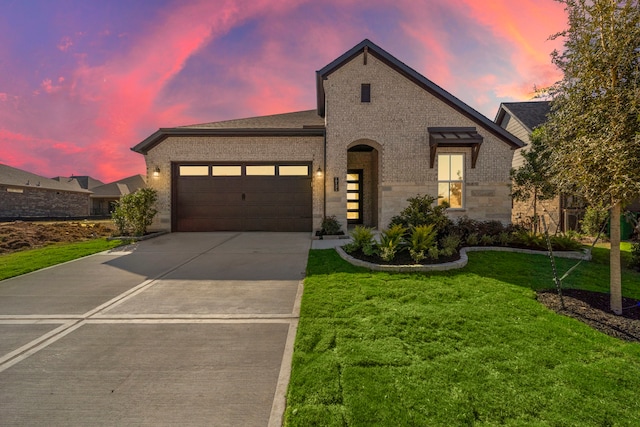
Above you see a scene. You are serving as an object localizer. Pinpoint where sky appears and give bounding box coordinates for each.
[0,0,568,183]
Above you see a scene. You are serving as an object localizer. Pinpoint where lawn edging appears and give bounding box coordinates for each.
[335,245,591,272]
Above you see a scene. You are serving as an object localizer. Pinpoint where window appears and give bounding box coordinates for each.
[278,165,309,176]
[179,165,209,176]
[361,83,371,103]
[437,154,464,208]
[246,165,276,176]
[212,166,242,176]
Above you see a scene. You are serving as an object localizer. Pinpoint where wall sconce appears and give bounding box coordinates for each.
[153,166,160,178]
[316,167,323,178]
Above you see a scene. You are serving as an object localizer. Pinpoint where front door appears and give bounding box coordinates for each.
[347,169,363,224]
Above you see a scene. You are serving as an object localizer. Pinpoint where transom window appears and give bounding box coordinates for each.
[437,154,464,208]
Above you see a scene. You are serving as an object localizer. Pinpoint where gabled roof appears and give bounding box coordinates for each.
[132,110,325,155]
[90,174,147,198]
[494,101,551,134]
[0,163,91,193]
[316,39,523,149]
[52,175,105,190]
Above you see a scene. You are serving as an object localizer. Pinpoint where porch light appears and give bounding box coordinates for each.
[153,166,160,177]
[316,167,323,178]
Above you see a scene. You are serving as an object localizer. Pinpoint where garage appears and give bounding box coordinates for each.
[172,163,312,232]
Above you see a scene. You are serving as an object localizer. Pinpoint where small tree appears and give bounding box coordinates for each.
[111,188,158,236]
[543,0,640,314]
[510,128,558,233]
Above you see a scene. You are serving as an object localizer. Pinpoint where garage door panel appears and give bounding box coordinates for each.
[174,164,312,232]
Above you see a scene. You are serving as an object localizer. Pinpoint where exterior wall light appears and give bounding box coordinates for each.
[316,167,323,178]
[153,166,160,178]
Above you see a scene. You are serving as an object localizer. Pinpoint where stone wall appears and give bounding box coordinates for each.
[0,186,90,218]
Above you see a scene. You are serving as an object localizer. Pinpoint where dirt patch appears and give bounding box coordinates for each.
[537,289,640,342]
[0,221,116,254]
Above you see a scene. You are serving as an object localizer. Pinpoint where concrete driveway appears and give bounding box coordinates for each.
[0,232,310,427]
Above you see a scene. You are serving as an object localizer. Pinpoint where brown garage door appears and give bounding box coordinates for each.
[173,163,312,232]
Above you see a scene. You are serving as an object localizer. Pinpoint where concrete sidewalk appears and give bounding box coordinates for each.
[0,232,309,427]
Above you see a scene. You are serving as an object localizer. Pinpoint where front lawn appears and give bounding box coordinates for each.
[0,238,125,281]
[285,250,640,426]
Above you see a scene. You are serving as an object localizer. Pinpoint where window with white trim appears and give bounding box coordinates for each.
[437,154,464,208]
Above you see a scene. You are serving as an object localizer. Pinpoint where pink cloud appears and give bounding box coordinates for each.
[57,36,73,52]
[454,0,566,96]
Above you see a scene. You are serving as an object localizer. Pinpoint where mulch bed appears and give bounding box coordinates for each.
[347,248,460,265]
[537,289,640,342]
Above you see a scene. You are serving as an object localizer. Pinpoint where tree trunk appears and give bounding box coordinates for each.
[610,202,622,315]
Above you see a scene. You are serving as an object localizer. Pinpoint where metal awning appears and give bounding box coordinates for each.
[428,127,483,168]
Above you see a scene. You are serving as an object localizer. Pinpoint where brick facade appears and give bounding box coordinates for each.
[0,185,90,218]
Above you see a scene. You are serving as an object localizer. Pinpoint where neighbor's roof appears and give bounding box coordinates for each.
[316,39,523,149]
[0,163,91,193]
[494,101,551,134]
[53,175,105,190]
[90,174,147,198]
[132,110,325,155]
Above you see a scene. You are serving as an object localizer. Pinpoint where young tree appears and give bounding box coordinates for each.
[510,127,558,233]
[544,0,640,314]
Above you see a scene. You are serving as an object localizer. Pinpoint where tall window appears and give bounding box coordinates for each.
[361,83,371,103]
[438,154,464,208]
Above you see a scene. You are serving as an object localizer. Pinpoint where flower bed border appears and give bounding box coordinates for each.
[336,245,591,272]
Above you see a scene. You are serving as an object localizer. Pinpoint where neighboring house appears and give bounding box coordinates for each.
[0,163,91,218]
[132,39,523,233]
[495,101,584,232]
[54,174,147,215]
[89,175,147,215]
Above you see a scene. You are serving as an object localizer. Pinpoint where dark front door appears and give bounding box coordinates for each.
[347,169,363,224]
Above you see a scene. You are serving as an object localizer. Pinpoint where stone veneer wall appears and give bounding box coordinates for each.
[143,135,325,231]
[323,52,514,229]
[0,186,90,217]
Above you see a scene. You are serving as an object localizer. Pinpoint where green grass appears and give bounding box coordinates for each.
[285,249,640,426]
[0,239,126,281]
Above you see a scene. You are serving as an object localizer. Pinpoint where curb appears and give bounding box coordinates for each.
[107,231,169,242]
[336,246,591,273]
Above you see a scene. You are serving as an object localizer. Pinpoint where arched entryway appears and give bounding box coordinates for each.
[347,140,380,228]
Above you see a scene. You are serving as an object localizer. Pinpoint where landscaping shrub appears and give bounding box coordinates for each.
[465,232,480,246]
[581,205,609,237]
[111,188,158,236]
[378,224,406,262]
[439,234,461,257]
[630,242,640,272]
[408,224,437,263]
[344,225,376,255]
[479,234,496,246]
[550,234,583,251]
[389,194,451,237]
[320,215,342,235]
[513,230,546,250]
[498,231,512,246]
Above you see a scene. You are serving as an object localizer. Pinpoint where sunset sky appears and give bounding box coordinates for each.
[0,0,568,183]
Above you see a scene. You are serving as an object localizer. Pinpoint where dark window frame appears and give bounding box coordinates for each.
[361,84,371,103]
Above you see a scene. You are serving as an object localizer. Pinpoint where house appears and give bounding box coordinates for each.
[55,174,147,216]
[495,101,584,232]
[88,175,147,215]
[132,39,523,233]
[0,163,91,219]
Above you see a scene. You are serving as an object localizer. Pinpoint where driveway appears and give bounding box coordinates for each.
[0,232,310,427]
